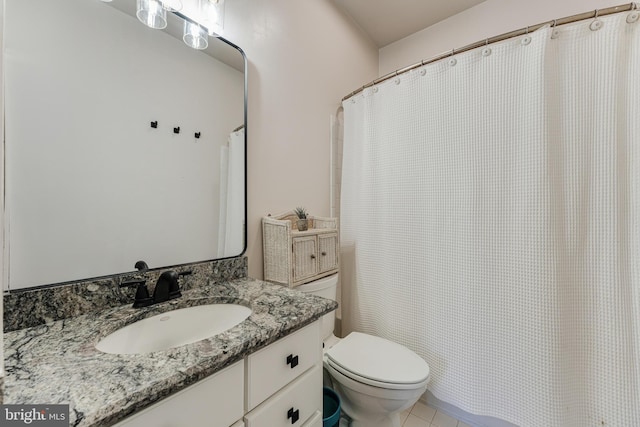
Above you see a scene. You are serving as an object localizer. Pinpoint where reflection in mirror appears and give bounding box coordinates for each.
[3,0,246,290]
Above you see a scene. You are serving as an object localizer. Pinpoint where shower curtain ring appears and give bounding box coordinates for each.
[590,9,603,30]
[482,39,492,56]
[551,19,560,39]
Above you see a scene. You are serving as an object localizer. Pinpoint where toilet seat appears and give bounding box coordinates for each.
[325,332,430,391]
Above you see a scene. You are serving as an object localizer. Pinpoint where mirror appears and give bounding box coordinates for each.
[3,0,246,290]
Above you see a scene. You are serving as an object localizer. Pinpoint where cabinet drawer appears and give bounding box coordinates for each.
[113,361,244,427]
[246,321,321,410]
[317,233,338,273]
[292,236,318,282]
[302,410,322,427]
[244,365,322,427]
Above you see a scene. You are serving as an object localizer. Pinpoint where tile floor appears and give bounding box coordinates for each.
[339,401,471,427]
[400,401,470,427]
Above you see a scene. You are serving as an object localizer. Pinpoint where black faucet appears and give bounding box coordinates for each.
[153,270,192,303]
[119,261,192,308]
[153,270,179,303]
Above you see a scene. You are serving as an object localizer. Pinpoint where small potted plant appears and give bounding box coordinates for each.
[294,207,309,231]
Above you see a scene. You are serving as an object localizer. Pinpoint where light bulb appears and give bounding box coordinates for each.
[136,0,167,30]
[201,0,224,36]
[183,21,208,50]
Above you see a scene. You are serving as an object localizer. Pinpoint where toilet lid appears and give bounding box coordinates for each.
[325,332,430,388]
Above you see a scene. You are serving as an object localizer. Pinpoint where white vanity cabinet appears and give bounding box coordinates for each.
[244,365,322,427]
[245,321,322,427]
[113,360,244,427]
[112,320,322,427]
[263,212,339,287]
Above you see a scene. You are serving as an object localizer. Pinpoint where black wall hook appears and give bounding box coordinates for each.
[173,126,180,134]
[150,121,158,128]
[195,132,201,139]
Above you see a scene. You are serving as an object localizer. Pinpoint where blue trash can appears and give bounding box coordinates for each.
[323,387,341,427]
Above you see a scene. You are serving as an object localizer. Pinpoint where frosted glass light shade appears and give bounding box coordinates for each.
[183,21,208,50]
[160,0,183,12]
[136,0,167,30]
[200,0,225,36]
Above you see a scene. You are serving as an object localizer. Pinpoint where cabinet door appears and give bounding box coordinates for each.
[244,365,322,427]
[246,321,321,410]
[292,236,318,282]
[317,233,338,273]
[113,361,244,427]
[301,411,322,427]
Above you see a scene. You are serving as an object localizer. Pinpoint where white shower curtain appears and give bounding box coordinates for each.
[341,13,640,427]
[218,127,245,257]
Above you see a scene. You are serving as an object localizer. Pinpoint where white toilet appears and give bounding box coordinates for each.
[297,274,430,427]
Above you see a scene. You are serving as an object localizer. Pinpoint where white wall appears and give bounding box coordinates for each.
[222,0,379,279]
[380,0,622,75]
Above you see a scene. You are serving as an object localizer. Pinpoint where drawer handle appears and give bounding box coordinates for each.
[287,408,300,424]
[310,254,316,259]
[286,354,299,369]
[321,251,327,256]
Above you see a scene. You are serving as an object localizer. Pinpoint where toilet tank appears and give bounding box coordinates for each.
[296,274,337,342]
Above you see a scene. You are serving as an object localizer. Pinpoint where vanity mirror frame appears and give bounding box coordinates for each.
[1,0,248,292]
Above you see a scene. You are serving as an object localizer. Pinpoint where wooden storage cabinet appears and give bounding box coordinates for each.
[263,211,339,287]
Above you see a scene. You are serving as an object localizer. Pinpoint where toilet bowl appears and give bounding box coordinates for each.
[297,274,430,427]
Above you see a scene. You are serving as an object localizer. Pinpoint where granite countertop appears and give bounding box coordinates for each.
[3,278,338,427]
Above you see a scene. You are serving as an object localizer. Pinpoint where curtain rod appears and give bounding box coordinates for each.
[342,2,638,102]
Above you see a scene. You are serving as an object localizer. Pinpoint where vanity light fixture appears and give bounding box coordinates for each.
[183,21,208,50]
[136,0,167,30]
[160,0,183,12]
[201,0,225,36]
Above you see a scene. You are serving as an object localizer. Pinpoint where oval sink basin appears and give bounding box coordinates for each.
[96,304,252,354]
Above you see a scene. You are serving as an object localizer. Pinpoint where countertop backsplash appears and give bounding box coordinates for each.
[3,256,248,332]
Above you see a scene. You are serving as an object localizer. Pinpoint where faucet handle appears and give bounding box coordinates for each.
[168,270,192,300]
[133,282,153,308]
[120,279,153,308]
